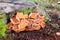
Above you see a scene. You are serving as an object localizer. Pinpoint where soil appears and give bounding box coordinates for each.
[1,12,60,40]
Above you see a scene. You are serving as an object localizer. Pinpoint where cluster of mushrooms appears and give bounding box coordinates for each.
[7,11,45,32]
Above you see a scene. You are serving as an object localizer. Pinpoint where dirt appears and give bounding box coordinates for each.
[1,12,60,40]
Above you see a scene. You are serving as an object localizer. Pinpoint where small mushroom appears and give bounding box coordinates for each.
[56,32,60,36]
[10,16,19,24]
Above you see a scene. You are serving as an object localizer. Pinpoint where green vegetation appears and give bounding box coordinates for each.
[20,6,37,14]
[20,8,31,14]
[43,14,50,23]
[51,24,59,29]
[0,21,6,37]
[0,14,6,19]
[44,17,49,23]
[57,4,60,10]
[0,13,6,37]
[49,0,54,3]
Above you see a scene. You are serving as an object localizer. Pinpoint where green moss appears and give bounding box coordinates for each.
[0,13,6,37]
[0,20,6,37]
